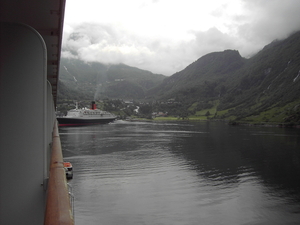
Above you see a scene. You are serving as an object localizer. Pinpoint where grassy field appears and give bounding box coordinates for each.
[244,100,300,123]
[130,99,300,125]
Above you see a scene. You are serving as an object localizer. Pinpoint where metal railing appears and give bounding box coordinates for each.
[67,183,75,218]
[44,121,74,225]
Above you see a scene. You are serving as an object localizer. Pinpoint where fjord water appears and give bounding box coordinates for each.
[60,121,300,225]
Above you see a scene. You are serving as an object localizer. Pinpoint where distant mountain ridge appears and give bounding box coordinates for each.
[58,58,166,100]
[58,31,300,123]
[147,50,245,101]
[224,31,300,122]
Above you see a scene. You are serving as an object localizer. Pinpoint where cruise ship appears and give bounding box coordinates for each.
[57,101,116,126]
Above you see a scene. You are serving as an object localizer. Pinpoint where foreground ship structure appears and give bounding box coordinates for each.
[0,1,76,224]
[57,101,116,126]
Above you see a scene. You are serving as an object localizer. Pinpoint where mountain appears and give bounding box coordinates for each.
[147,50,245,102]
[57,31,300,124]
[218,32,300,122]
[58,58,166,101]
[147,31,300,123]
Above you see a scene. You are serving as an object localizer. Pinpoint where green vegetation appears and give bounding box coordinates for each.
[58,58,166,101]
[57,31,300,125]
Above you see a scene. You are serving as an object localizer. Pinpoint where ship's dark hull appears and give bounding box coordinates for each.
[57,117,116,127]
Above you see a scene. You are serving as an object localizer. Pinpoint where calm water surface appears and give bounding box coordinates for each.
[60,121,300,225]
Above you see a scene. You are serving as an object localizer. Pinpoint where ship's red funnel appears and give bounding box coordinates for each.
[91,101,97,110]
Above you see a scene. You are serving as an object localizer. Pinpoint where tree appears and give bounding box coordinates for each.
[139,104,152,115]
[178,109,189,120]
[205,111,211,116]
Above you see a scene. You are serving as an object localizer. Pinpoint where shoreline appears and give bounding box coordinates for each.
[124,117,300,128]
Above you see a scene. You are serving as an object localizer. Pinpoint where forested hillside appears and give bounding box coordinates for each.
[218,32,300,123]
[58,58,166,100]
[58,31,300,124]
[146,31,300,124]
[147,50,245,102]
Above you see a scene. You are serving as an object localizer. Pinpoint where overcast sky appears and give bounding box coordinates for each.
[62,0,300,75]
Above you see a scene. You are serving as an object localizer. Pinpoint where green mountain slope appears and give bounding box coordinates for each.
[147,50,245,102]
[147,31,300,124]
[218,31,300,123]
[58,58,166,101]
[57,31,300,124]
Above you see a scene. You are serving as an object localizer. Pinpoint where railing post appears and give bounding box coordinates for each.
[44,121,74,225]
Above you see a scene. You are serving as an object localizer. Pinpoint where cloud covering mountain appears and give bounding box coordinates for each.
[62,0,300,75]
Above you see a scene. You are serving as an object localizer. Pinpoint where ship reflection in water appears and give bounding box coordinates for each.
[60,121,300,225]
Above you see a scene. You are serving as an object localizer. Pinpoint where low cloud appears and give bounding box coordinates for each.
[237,0,300,46]
[62,24,244,75]
[62,0,300,76]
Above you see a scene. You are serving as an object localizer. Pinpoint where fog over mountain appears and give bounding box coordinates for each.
[62,0,300,75]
